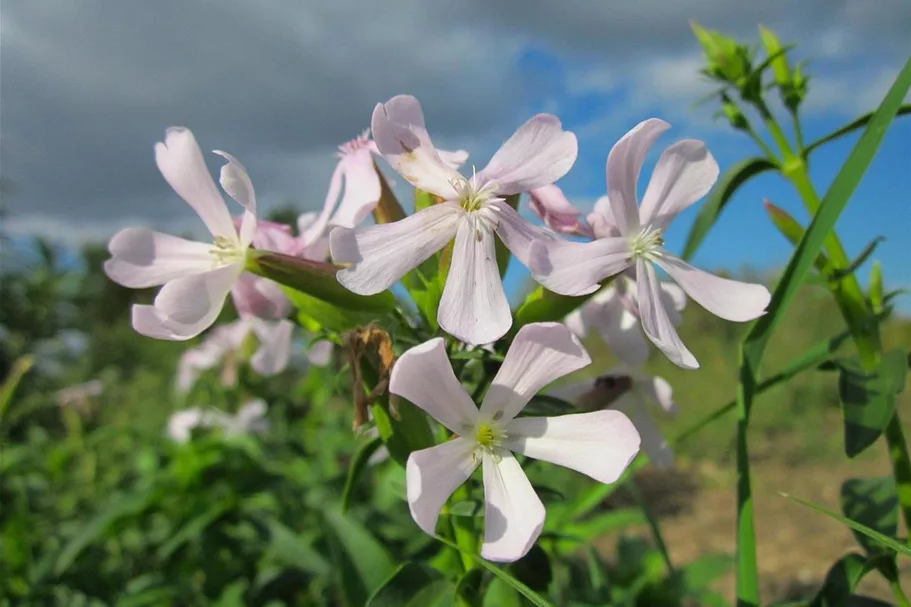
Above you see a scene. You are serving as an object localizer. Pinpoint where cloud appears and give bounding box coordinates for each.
[2,0,908,246]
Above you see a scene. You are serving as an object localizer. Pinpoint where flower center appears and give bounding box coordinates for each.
[453,168,500,213]
[210,236,245,266]
[630,226,665,261]
[471,421,507,464]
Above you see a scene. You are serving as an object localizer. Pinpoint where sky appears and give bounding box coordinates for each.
[1,1,909,307]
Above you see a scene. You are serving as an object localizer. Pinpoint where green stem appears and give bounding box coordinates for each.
[790,109,806,155]
[892,580,911,607]
[735,360,760,607]
[628,477,674,574]
[885,416,911,546]
[745,124,780,164]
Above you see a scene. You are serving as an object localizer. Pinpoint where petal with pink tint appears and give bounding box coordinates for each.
[490,199,557,268]
[480,322,590,423]
[105,227,213,288]
[389,337,480,434]
[406,438,479,536]
[657,254,770,322]
[231,273,291,319]
[438,219,511,345]
[639,140,719,230]
[506,410,640,483]
[528,237,631,296]
[528,184,586,234]
[250,319,293,376]
[154,127,236,240]
[480,451,545,562]
[613,395,674,468]
[330,149,382,228]
[605,118,671,236]
[636,260,698,369]
[478,114,578,195]
[370,95,461,199]
[332,203,461,295]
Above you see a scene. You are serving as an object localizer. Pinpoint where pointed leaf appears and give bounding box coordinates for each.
[262,519,332,576]
[342,437,383,513]
[805,104,911,156]
[810,553,887,607]
[366,562,452,607]
[841,477,899,555]
[246,250,396,313]
[838,349,907,457]
[324,509,397,606]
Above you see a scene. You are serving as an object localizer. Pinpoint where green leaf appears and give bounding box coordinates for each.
[828,237,885,281]
[157,499,234,559]
[366,562,451,607]
[482,577,523,607]
[681,553,735,592]
[805,104,911,156]
[246,250,396,313]
[507,544,553,592]
[763,200,829,272]
[371,397,435,466]
[324,509,397,606]
[341,437,383,513]
[838,349,907,457]
[285,287,382,333]
[681,157,776,261]
[448,499,484,518]
[262,519,331,576]
[514,285,600,328]
[809,553,881,607]
[454,568,484,605]
[783,493,911,558]
[869,261,884,314]
[0,355,33,427]
[841,477,899,554]
[54,488,153,576]
[495,194,521,277]
[433,535,555,607]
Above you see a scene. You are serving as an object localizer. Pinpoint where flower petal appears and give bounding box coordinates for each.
[639,140,719,230]
[657,254,770,322]
[528,237,632,296]
[596,295,651,368]
[139,263,243,341]
[588,195,623,238]
[480,322,590,423]
[490,199,556,268]
[438,218,512,345]
[528,184,587,235]
[636,260,698,369]
[438,148,470,168]
[104,227,213,288]
[389,337,480,434]
[506,410,640,483]
[332,203,461,295]
[213,150,256,215]
[330,149,382,228]
[406,438,479,536]
[231,273,291,319]
[307,339,334,367]
[641,375,677,414]
[606,118,671,235]
[478,114,578,195]
[370,95,461,199]
[480,451,545,563]
[302,161,345,247]
[154,127,236,241]
[250,319,294,376]
[612,396,674,468]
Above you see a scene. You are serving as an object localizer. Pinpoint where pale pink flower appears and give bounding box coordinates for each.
[528,184,592,237]
[167,399,270,443]
[176,318,294,393]
[393,322,640,562]
[332,95,577,345]
[55,379,105,411]
[314,129,468,231]
[551,370,677,469]
[566,273,686,367]
[224,399,270,436]
[530,119,771,368]
[104,128,257,340]
[230,215,329,319]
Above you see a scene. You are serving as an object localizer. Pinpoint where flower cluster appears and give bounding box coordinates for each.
[104,95,772,564]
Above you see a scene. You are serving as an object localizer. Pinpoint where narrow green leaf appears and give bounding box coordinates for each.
[324,509,397,605]
[54,488,153,576]
[262,519,331,576]
[805,104,911,156]
[681,157,776,261]
[763,200,829,272]
[433,535,555,607]
[366,562,450,607]
[157,499,233,559]
[341,437,383,513]
[838,349,907,457]
[246,250,396,313]
[782,493,911,558]
[454,568,484,606]
[869,261,884,314]
[841,477,899,554]
[828,237,885,281]
[0,355,34,426]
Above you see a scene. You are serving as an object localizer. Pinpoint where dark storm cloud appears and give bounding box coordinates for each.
[1,0,907,241]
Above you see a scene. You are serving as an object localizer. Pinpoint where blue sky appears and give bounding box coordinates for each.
[2,2,909,309]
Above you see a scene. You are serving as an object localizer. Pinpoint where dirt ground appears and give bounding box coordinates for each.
[599,449,908,604]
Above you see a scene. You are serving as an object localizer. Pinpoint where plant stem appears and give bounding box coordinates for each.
[450,485,477,574]
[735,359,760,607]
[885,416,911,546]
[628,477,674,574]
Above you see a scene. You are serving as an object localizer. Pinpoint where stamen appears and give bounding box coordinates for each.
[209,236,245,266]
[630,226,665,261]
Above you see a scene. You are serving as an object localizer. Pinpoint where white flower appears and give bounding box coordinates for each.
[392,322,640,562]
[331,95,576,345]
[566,273,686,367]
[530,119,771,368]
[104,128,257,340]
[166,399,270,443]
